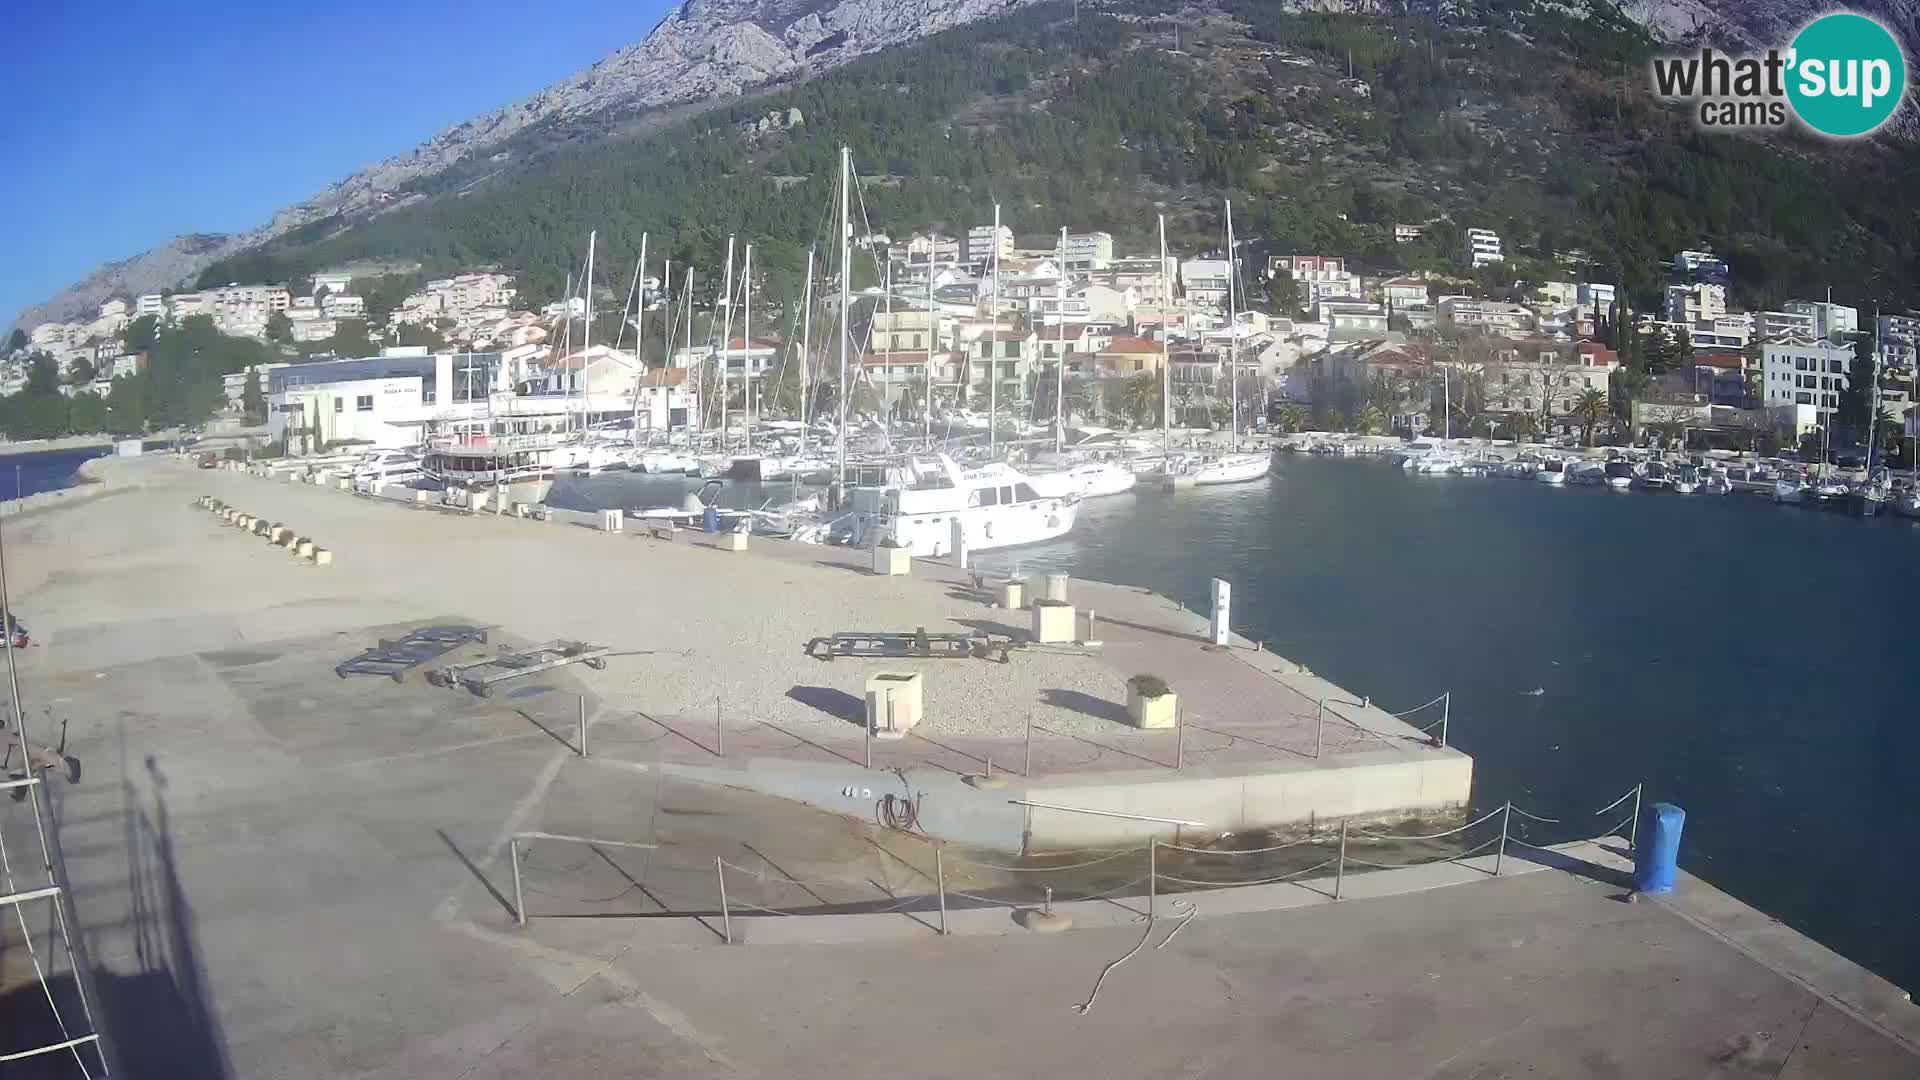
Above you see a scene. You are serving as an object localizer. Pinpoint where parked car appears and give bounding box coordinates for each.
[4,615,27,649]
[197,452,219,469]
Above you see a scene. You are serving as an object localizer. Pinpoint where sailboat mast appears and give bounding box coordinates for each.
[627,233,647,441]
[989,201,1000,458]
[800,246,815,456]
[837,145,851,481]
[1158,214,1170,458]
[581,229,595,436]
[1056,225,1066,454]
[718,235,736,444]
[1868,302,1880,474]
[925,250,935,442]
[685,269,698,435]
[1226,200,1238,449]
[744,243,754,455]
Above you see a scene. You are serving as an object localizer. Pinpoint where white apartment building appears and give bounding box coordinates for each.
[1674,250,1729,280]
[1061,231,1113,271]
[135,293,166,317]
[1268,255,1359,303]
[905,233,962,265]
[98,299,128,321]
[1439,297,1534,333]
[1783,299,1858,343]
[1755,309,1817,343]
[1762,339,1853,426]
[322,293,367,319]
[1180,259,1232,308]
[966,225,1013,266]
[1465,228,1503,268]
[1393,223,1424,243]
[312,271,354,295]
[1578,283,1616,310]
[167,292,211,320]
[1664,282,1727,324]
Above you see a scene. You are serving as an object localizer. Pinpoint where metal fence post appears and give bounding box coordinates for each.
[578,695,588,758]
[1315,698,1326,759]
[1024,709,1033,777]
[716,698,724,757]
[1334,820,1347,900]
[936,845,949,936]
[511,836,526,926]
[1629,783,1643,850]
[716,857,732,944]
[867,692,878,770]
[1440,691,1451,748]
[1175,708,1185,771]
[1494,802,1511,876]
[1148,840,1157,920]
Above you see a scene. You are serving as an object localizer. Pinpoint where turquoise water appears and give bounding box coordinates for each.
[552,457,1920,992]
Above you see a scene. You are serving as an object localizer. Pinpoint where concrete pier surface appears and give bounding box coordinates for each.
[9,456,1470,848]
[1,455,1916,1077]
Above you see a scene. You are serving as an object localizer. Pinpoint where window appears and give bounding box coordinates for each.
[356,394,373,412]
[1015,483,1039,502]
[333,398,343,413]
[975,486,999,506]
[999,486,1015,505]
[1797,392,1813,405]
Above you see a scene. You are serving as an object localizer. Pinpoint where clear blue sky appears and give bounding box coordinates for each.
[0,0,678,328]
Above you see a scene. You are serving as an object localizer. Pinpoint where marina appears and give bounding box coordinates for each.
[0,452,1914,1078]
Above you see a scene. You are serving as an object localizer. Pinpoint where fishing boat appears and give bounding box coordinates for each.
[1894,482,1920,518]
[1848,468,1891,518]
[1809,476,1851,511]
[1603,459,1634,491]
[844,454,1078,556]
[1568,460,1607,486]
[1702,465,1733,495]
[421,431,563,505]
[1773,476,1806,504]
[1633,460,1674,492]
[1533,459,1567,485]
[1672,464,1700,494]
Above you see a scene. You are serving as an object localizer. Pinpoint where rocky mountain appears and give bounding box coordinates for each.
[15,0,1918,329]
[13,0,1045,329]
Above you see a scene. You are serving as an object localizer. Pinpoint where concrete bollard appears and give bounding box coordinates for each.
[271,526,294,545]
[1043,573,1069,604]
[513,503,532,519]
[716,531,749,552]
[336,477,352,491]
[414,490,431,505]
[1209,577,1232,647]
[600,508,623,533]
[294,539,315,558]
[309,548,333,566]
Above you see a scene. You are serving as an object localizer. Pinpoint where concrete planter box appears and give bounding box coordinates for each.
[716,531,749,552]
[872,545,911,576]
[1031,600,1075,644]
[294,539,315,558]
[997,579,1026,610]
[336,478,352,491]
[865,671,923,738]
[1126,688,1178,729]
[309,548,333,566]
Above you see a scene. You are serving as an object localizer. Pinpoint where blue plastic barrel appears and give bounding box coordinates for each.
[1632,802,1685,895]
[702,506,719,533]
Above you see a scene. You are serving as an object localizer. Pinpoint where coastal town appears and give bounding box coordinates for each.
[6,218,1915,474]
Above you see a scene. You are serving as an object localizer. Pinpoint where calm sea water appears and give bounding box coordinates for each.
[553,457,1920,991]
[0,446,112,499]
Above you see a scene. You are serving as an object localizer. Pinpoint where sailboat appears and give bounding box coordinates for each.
[1186,199,1270,486]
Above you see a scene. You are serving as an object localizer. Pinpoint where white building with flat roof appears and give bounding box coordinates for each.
[1783,299,1858,343]
[1465,228,1503,268]
[1762,338,1853,427]
[966,225,1013,266]
[1180,259,1232,308]
[1061,231,1113,271]
[1665,282,1727,324]
[1756,309,1817,343]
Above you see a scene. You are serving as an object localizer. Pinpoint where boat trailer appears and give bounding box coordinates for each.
[805,627,1019,664]
[334,624,490,682]
[426,640,612,696]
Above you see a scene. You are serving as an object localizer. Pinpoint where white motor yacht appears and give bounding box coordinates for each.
[976,460,1137,499]
[351,449,425,493]
[1533,459,1567,485]
[1603,460,1634,490]
[847,454,1079,556]
[1773,478,1806,504]
[1672,464,1701,494]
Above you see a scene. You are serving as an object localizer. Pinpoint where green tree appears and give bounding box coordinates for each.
[65,355,96,385]
[67,392,107,434]
[266,311,294,345]
[1571,388,1608,446]
[242,373,266,424]
[106,375,148,434]
[24,352,60,395]
[122,315,160,352]
[5,329,25,355]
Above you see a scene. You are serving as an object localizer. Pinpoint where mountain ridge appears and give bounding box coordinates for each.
[13,0,1918,329]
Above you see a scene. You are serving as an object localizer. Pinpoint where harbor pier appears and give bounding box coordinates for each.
[1,454,1914,1078]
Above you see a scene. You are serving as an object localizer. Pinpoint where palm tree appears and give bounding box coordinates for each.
[1275,404,1308,434]
[1571,388,1608,446]
[1121,373,1162,428]
[1356,405,1386,435]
